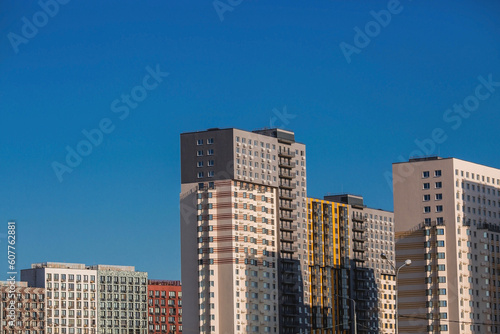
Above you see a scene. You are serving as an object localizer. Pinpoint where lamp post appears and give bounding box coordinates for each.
[381,253,411,334]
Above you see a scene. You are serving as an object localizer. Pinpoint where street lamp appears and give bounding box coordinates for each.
[381,253,411,334]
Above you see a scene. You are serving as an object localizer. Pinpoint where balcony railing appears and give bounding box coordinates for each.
[279,192,297,200]
[281,234,298,242]
[279,161,296,168]
[280,213,297,221]
[279,170,296,179]
[281,244,298,253]
[279,182,297,190]
[280,223,297,232]
[278,149,296,158]
[280,203,297,210]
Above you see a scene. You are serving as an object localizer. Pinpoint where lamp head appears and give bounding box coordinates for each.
[381,253,388,260]
[405,259,412,266]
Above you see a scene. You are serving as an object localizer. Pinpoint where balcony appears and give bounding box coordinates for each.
[279,182,296,190]
[280,213,297,221]
[352,224,366,233]
[279,192,297,200]
[353,244,366,252]
[279,161,296,169]
[281,223,297,232]
[280,203,297,210]
[281,234,298,242]
[281,276,296,284]
[279,170,296,179]
[353,234,367,242]
[278,149,296,158]
[281,244,298,253]
[353,255,366,262]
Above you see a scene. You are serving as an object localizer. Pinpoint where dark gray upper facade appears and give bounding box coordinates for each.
[180,128,235,184]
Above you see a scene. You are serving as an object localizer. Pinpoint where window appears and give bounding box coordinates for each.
[423,183,430,189]
[207,149,214,156]
[197,172,204,178]
[423,171,430,178]
[197,161,203,168]
[207,171,214,177]
[435,182,442,189]
[197,150,203,156]
[197,139,203,145]
[435,193,443,200]
[435,170,442,177]
[423,194,430,201]
[424,206,431,213]
[437,240,445,247]
[207,138,214,144]
[436,205,443,212]
[208,160,214,166]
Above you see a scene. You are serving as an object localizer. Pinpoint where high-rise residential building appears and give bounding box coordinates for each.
[147,280,182,334]
[90,265,148,334]
[306,197,350,333]
[22,263,98,334]
[318,194,396,334]
[0,281,45,334]
[180,128,308,334]
[393,157,500,334]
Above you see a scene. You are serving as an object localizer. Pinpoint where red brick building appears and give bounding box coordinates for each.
[0,282,45,334]
[147,280,182,334]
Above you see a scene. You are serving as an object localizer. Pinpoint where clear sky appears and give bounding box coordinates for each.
[1,0,499,280]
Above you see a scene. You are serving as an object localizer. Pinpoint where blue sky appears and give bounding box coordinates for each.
[1,0,499,280]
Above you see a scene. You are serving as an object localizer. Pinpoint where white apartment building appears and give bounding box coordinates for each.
[22,263,98,334]
[364,207,396,334]
[393,157,500,334]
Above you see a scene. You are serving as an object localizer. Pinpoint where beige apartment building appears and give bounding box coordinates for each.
[180,128,308,334]
[393,157,500,333]
[21,263,148,334]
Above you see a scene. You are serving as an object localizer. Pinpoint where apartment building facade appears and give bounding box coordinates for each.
[90,265,148,334]
[393,157,500,333]
[22,263,98,334]
[180,128,308,334]
[21,263,148,334]
[326,195,396,334]
[0,281,45,334]
[307,198,349,333]
[147,280,182,334]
